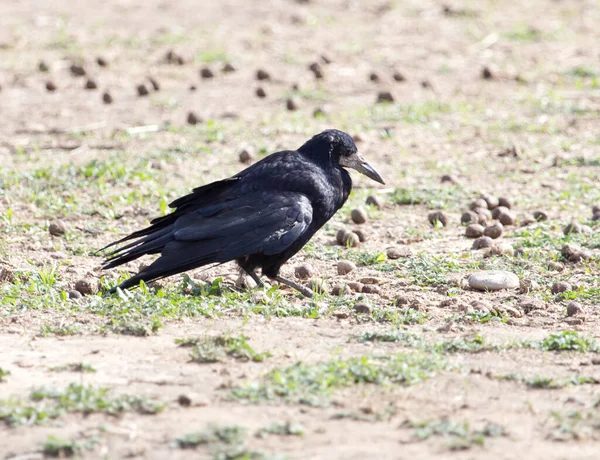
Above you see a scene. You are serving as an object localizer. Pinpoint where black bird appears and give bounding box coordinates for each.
[100,129,384,297]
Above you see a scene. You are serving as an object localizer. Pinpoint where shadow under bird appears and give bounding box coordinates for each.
[100,129,384,297]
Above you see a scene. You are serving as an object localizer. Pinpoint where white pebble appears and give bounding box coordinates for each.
[468,270,519,291]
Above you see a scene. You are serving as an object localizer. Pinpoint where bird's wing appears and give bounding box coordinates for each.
[113,191,313,288]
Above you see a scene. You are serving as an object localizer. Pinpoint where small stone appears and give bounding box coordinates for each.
[440,174,457,184]
[330,285,346,296]
[461,211,479,225]
[294,264,314,280]
[593,205,600,214]
[84,79,97,90]
[256,69,271,80]
[484,222,503,239]
[337,260,356,275]
[222,62,236,73]
[564,222,582,235]
[70,64,86,77]
[468,270,520,291]
[200,67,214,79]
[75,279,97,296]
[475,208,492,221]
[568,250,590,263]
[548,261,564,272]
[498,211,516,226]
[362,285,381,294]
[491,206,509,220]
[309,62,324,79]
[533,211,548,222]
[376,91,394,103]
[393,71,406,82]
[102,91,113,104]
[465,224,485,238]
[286,97,300,111]
[352,229,367,242]
[485,243,514,258]
[567,301,583,317]
[351,208,367,224]
[354,302,372,314]
[519,278,539,293]
[336,229,350,245]
[137,84,149,96]
[561,244,590,262]
[369,72,380,82]
[238,148,254,164]
[148,77,160,91]
[428,211,448,227]
[255,87,267,98]
[386,247,411,259]
[359,277,381,285]
[472,236,493,250]
[592,212,600,221]
[551,281,571,294]
[187,112,201,125]
[481,66,494,80]
[347,282,363,292]
[96,56,108,67]
[481,194,499,209]
[68,290,82,300]
[178,394,192,406]
[365,195,383,209]
[470,198,488,210]
[498,197,512,209]
[45,81,57,92]
[38,60,49,72]
[48,220,66,236]
[189,85,197,91]
[342,232,360,247]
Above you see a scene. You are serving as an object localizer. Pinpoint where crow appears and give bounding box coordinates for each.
[100,129,384,297]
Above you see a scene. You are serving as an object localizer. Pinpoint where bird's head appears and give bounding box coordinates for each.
[299,129,385,184]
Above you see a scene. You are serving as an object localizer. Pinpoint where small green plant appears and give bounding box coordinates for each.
[176,425,246,449]
[408,418,506,450]
[49,362,96,373]
[255,421,304,438]
[533,331,599,353]
[180,334,270,363]
[0,368,10,382]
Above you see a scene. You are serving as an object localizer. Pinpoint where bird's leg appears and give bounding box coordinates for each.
[243,269,264,288]
[273,276,313,298]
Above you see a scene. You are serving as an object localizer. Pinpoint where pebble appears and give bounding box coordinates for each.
[481,194,499,209]
[70,64,86,77]
[351,208,367,224]
[386,247,411,259]
[547,261,564,272]
[376,91,394,103]
[48,220,66,236]
[475,208,492,221]
[491,206,509,220]
[567,301,583,317]
[461,211,479,225]
[551,281,571,294]
[286,97,300,111]
[337,260,356,275]
[428,211,448,227]
[481,66,494,80]
[0,267,15,283]
[342,232,360,247]
[137,84,149,96]
[187,112,201,125]
[330,285,346,296]
[102,91,113,104]
[45,80,57,92]
[359,277,381,285]
[75,279,97,296]
[563,222,591,235]
[96,56,108,67]
[352,229,367,242]
[365,195,383,209]
[200,67,214,79]
[470,198,488,210]
[354,302,372,314]
[256,69,271,80]
[336,229,350,245]
[222,62,236,73]
[68,290,83,300]
[533,211,548,222]
[465,224,484,238]
[294,264,314,280]
[498,197,512,209]
[593,205,600,214]
[347,281,363,292]
[238,148,254,164]
[369,72,380,82]
[362,285,381,294]
[593,212,600,221]
[561,243,590,262]
[483,222,503,239]
[472,236,493,250]
[498,211,516,226]
[255,87,267,98]
[440,174,458,184]
[38,60,49,72]
[85,79,98,90]
[468,270,519,291]
[393,71,406,82]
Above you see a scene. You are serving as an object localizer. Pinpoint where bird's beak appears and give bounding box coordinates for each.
[339,153,385,185]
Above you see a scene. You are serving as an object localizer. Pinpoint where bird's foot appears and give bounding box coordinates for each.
[273,276,313,298]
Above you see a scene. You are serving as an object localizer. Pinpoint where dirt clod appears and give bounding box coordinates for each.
[200,67,214,79]
[427,211,448,227]
[238,148,254,164]
[342,232,360,247]
[566,301,583,317]
[481,194,499,209]
[533,210,548,221]
[48,220,66,236]
[286,97,300,111]
[337,260,356,275]
[491,206,509,219]
[386,247,411,259]
[481,66,494,80]
[362,285,381,294]
[256,69,271,80]
[294,264,314,280]
[187,111,201,125]
[68,290,82,300]
[440,174,458,184]
[551,281,571,294]
[38,60,49,72]
[393,71,406,82]
[102,91,113,104]
[84,79,98,90]
[96,56,108,67]
[255,87,267,98]
[354,302,372,314]
[137,84,149,96]
[470,198,488,210]
[45,81,57,92]
[461,211,478,225]
[472,236,493,250]
[350,208,367,224]
[365,195,383,209]
[369,72,380,82]
[222,62,236,73]
[519,278,539,293]
[498,211,516,226]
[74,279,97,296]
[352,229,367,242]
[70,64,86,77]
[498,197,512,209]
[465,223,484,238]
[309,62,324,79]
[484,222,503,239]
[347,281,363,292]
[376,91,394,103]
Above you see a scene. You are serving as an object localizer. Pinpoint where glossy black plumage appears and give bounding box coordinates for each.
[101,129,381,294]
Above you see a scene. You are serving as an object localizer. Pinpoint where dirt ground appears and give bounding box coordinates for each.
[1,0,600,458]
